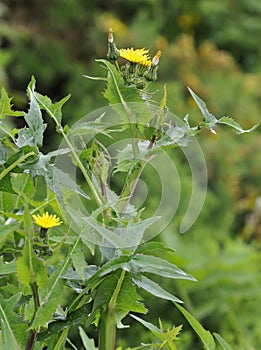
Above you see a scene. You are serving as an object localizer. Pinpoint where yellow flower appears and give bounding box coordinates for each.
[119,48,152,67]
[32,212,62,229]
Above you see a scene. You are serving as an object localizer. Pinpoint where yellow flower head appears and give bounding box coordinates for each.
[32,212,62,229]
[119,48,152,67]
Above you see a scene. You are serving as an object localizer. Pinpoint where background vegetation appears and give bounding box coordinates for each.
[1,0,261,349]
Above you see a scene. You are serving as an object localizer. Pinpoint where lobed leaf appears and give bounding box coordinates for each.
[34,92,71,130]
[218,116,259,134]
[0,87,23,120]
[115,273,147,323]
[27,75,70,129]
[188,87,217,124]
[17,83,47,147]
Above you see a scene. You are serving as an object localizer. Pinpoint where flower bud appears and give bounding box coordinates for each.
[143,50,162,81]
[151,50,162,66]
[107,28,120,60]
[108,28,114,43]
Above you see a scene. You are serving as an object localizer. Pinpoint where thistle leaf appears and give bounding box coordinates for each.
[188,87,217,124]
[0,293,27,349]
[16,80,47,147]
[218,116,259,134]
[28,76,70,129]
[0,87,23,120]
[188,87,217,134]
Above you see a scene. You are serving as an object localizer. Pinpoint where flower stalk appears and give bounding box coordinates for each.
[25,282,40,350]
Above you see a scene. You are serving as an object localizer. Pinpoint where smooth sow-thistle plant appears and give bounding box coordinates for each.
[0,28,259,350]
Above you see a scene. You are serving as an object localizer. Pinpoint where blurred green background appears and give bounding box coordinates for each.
[1,0,261,349]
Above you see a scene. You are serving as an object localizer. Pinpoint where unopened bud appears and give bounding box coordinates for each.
[108,28,114,43]
[107,28,120,60]
[151,50,162,66]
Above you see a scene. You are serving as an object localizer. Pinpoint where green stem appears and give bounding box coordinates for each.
[61,130,104,206]
[98,305,117,350]
[0,151,35,181]
[53,329,69,350]
[129,122,139,157]
[118,161,145,215]
[118,150,154,216]
[117,118,156,215]
[25,282,40,350]
[99,270,126,350]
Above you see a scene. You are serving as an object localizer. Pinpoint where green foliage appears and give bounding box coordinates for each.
[0,221,19,248]
[16,245,48,288]
[0,293,27,349]
[213,333,233,350]
[31,261,68,329]
[174,303,215,350]
[79,327,98,350]
[129,315,184,349]
[188,87,259,135]
[0,87,23,119]
[16,85,47,148]
[160,229,261,349]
